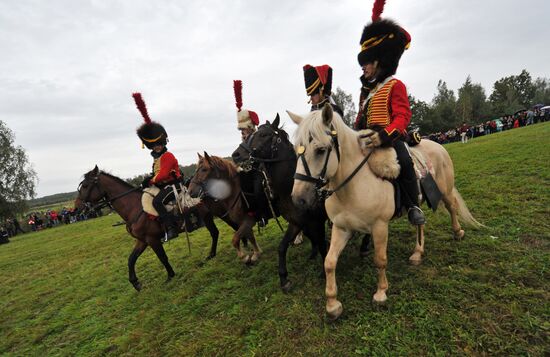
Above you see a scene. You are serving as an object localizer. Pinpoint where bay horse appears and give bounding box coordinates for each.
[231,114,329,291]
[77,166,221,291]
[188,153,262,264]
[289,104,481,319]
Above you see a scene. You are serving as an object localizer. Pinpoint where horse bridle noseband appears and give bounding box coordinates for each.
[238,126,295,167]
[294,124,372,200]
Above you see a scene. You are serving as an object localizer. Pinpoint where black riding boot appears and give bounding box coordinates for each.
[159,214,179,241]
[400,177,426,225]
[394,140,425,225]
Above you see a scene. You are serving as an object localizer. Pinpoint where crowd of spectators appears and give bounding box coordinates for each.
[0,204,104,244]
[426,107,549,145]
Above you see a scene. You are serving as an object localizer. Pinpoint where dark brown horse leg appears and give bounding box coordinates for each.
[304,221,328,278]
[277,223,302,293]
[203,213,219,260]
[128,240,147,291]
[148,238,176,280]
[359,233,371,258]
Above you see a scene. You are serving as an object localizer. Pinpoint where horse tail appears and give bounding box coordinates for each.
[452,188,484,228]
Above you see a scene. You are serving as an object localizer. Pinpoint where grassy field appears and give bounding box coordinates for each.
[1,123,549,356]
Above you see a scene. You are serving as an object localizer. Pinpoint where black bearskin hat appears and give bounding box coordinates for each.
[133,93,168,149]
[303,64,333,97]
[358,0,411,80]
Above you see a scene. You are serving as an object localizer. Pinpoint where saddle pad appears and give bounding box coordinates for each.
[141,185,201,216]
[367,147,400,180]
[141,187,163,216]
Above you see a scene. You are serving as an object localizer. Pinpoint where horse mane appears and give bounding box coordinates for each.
[293,110,353,148]
[203,156,239,178]
[85,170,136,189]
[259,123,290,142]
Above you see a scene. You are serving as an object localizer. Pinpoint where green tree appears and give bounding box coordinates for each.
[532,77,550,105]
[0,120,38,219]
[456,75,490,124]
[489,69,535,115]
[408,95,431,132]
[332,87,357,128]
[428,80,458,131]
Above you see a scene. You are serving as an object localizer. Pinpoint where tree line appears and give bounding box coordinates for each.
[408,69,550,134]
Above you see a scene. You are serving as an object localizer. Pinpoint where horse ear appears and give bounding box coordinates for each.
[92,165,99,175]
[273,114,280,128]
[204,151,211,162]
[286,110,303,125]
[322,103,333,126]
[266,120,271,126]
[197,152,203,159]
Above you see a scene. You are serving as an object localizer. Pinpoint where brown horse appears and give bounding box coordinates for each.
[77,166,221,291]
[188,153,262,264]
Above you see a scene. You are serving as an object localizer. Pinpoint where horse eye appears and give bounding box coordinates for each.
[260,132,269,138]
[315,148,326,155]
[200,168,208,173]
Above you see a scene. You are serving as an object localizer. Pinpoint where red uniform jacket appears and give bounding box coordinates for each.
[149,151,181,186]
[355,78,411,143]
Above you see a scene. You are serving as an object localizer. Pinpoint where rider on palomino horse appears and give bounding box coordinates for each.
[303,64,343,117]
[233,80,269,227]
[354,1,425,226]
[133,92,182,240]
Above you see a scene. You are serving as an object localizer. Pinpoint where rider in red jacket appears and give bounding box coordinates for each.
[133,93,182,240]
[354,0,425,225]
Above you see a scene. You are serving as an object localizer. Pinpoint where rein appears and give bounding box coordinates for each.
[294,125,371,200]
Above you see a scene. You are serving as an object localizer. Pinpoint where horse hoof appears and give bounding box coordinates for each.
[326,301,343,320]
[205,254,216,260]
[409,253,423,266]
[243,255,252,265]
[454,230,465,240]
[131,281,142,292]
[372,292,387,306]
[281,280,292,293]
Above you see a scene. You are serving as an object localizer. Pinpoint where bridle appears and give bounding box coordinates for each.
[294,124,372,200]
[189,164,244,218]
[78,174,140,210]
[237,125,296,168]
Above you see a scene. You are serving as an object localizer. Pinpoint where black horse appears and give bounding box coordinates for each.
[232,115,332,291]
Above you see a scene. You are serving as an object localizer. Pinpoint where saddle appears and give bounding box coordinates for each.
[365,144,442,212]
[141,184,201,216]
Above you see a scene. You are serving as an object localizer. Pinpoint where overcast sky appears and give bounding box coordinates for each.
[1,0,548,197]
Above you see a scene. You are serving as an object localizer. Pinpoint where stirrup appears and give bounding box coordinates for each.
[162,228,179,242]
[407,206,426,225]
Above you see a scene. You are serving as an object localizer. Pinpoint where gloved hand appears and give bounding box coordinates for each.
[358,129,382,149]
[141,176,152,189]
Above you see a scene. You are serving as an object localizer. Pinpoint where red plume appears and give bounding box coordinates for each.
[233,80,243,112]
[248,111,259,126]
[132,92,151,124]
[371,0,386,22]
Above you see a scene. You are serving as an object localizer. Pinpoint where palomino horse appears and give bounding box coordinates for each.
[188,153,262,264]
[231,114,329,291]
[77,166,221,291]
[289,104,481,319]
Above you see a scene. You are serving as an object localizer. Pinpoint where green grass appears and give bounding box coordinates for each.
[1,123,549,356]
